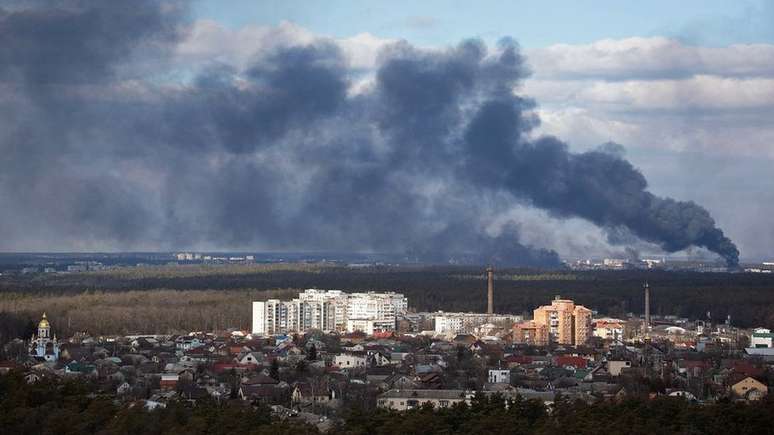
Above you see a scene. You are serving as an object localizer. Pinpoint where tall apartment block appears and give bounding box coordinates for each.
[252,289,408,336]
[531,297,592,346]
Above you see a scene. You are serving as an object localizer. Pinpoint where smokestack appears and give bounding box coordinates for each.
[644,281,650,332]
[487,266,494,315]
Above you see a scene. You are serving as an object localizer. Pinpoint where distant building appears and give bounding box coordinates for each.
[29,313,60,362]
[252,289,407,335]
[433,312,522,336]
[750,328,774,348]
[593,318,625,341]
[377,389,468,410]
[532,297,592,346]
[603,258,626,268]
[488,369,511,384]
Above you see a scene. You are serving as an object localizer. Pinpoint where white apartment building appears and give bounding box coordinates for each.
[432,312,523,336]
[252,289,408,335]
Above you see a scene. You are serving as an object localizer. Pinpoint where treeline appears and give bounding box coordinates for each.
[2,265,774,335]
[2,372,774,434]
[0,289,297,338]
[344,393,774,434]
[0,372,312,435]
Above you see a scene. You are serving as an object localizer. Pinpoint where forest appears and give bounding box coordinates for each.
[1,263,774,340]
[1,371,774,435]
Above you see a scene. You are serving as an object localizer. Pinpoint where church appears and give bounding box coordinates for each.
[29,313,60,362]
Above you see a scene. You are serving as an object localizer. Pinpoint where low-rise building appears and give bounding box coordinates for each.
[377,389,468,410]
[334,353,367,369]
[593,318,625,340]
[731,377,768,401]
[488,369,510,384]
[750,328,774,348]
[607,360,632,377]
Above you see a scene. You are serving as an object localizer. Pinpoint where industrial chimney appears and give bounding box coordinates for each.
[644,281,650,332]
[487,266,494,315]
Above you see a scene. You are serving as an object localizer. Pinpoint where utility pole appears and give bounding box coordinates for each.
[487,267,494,315]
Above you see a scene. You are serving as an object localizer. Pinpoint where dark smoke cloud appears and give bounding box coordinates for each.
[0,1,739,267]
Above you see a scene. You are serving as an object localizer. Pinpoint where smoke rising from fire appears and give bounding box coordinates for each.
[0,1,739,266]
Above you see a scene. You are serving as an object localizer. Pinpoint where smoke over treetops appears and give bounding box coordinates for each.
[0,1,739,267]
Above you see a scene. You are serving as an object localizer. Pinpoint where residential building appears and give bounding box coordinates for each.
[252,289,408,335]
[334,353,367,369]
[433,312,523,335]
[488,369,510,384]
[607,360,632,377]
[750,328,774,348]
[593,318,625,341]
[731,377,768,401]
[377,389,468,410]
[512,321,549,346]
[532,297,593,346]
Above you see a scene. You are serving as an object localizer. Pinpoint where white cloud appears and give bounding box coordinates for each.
[522,37,774,157]
[525,75,774,111]
[531,107,641,151]
[579,75,774,110]
[527,37,774,79]
[175,20,394,72]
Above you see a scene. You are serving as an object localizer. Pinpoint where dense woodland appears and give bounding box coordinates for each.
[2,371,774,434]
[1,264,774,339]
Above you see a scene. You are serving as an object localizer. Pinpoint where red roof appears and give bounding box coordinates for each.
[680,360,711,371]
[505,355,532,365]
[555,356,588,369]
[730,361,765,378]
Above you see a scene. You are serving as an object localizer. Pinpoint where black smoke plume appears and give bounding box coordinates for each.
[0,1,739,267]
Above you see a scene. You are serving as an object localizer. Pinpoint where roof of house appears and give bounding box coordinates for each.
[555,356,588,368]
[243,373,279,385]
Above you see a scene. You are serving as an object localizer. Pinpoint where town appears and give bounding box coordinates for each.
[3,269,771,432]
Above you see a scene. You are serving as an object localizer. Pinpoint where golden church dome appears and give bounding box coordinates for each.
[38,312,50,329]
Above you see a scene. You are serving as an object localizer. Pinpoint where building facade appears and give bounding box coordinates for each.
[252,289,408,335]
[592,318,625,341]
[488,369,511,384]
[512,320,549,346]
[532,297,593,346]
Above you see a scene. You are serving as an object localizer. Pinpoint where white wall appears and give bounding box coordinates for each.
[252,301,265,335]
[488,369,511,384]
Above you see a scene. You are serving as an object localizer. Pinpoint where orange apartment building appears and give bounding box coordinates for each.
[512,320,549,346]
[531,297,592,346]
